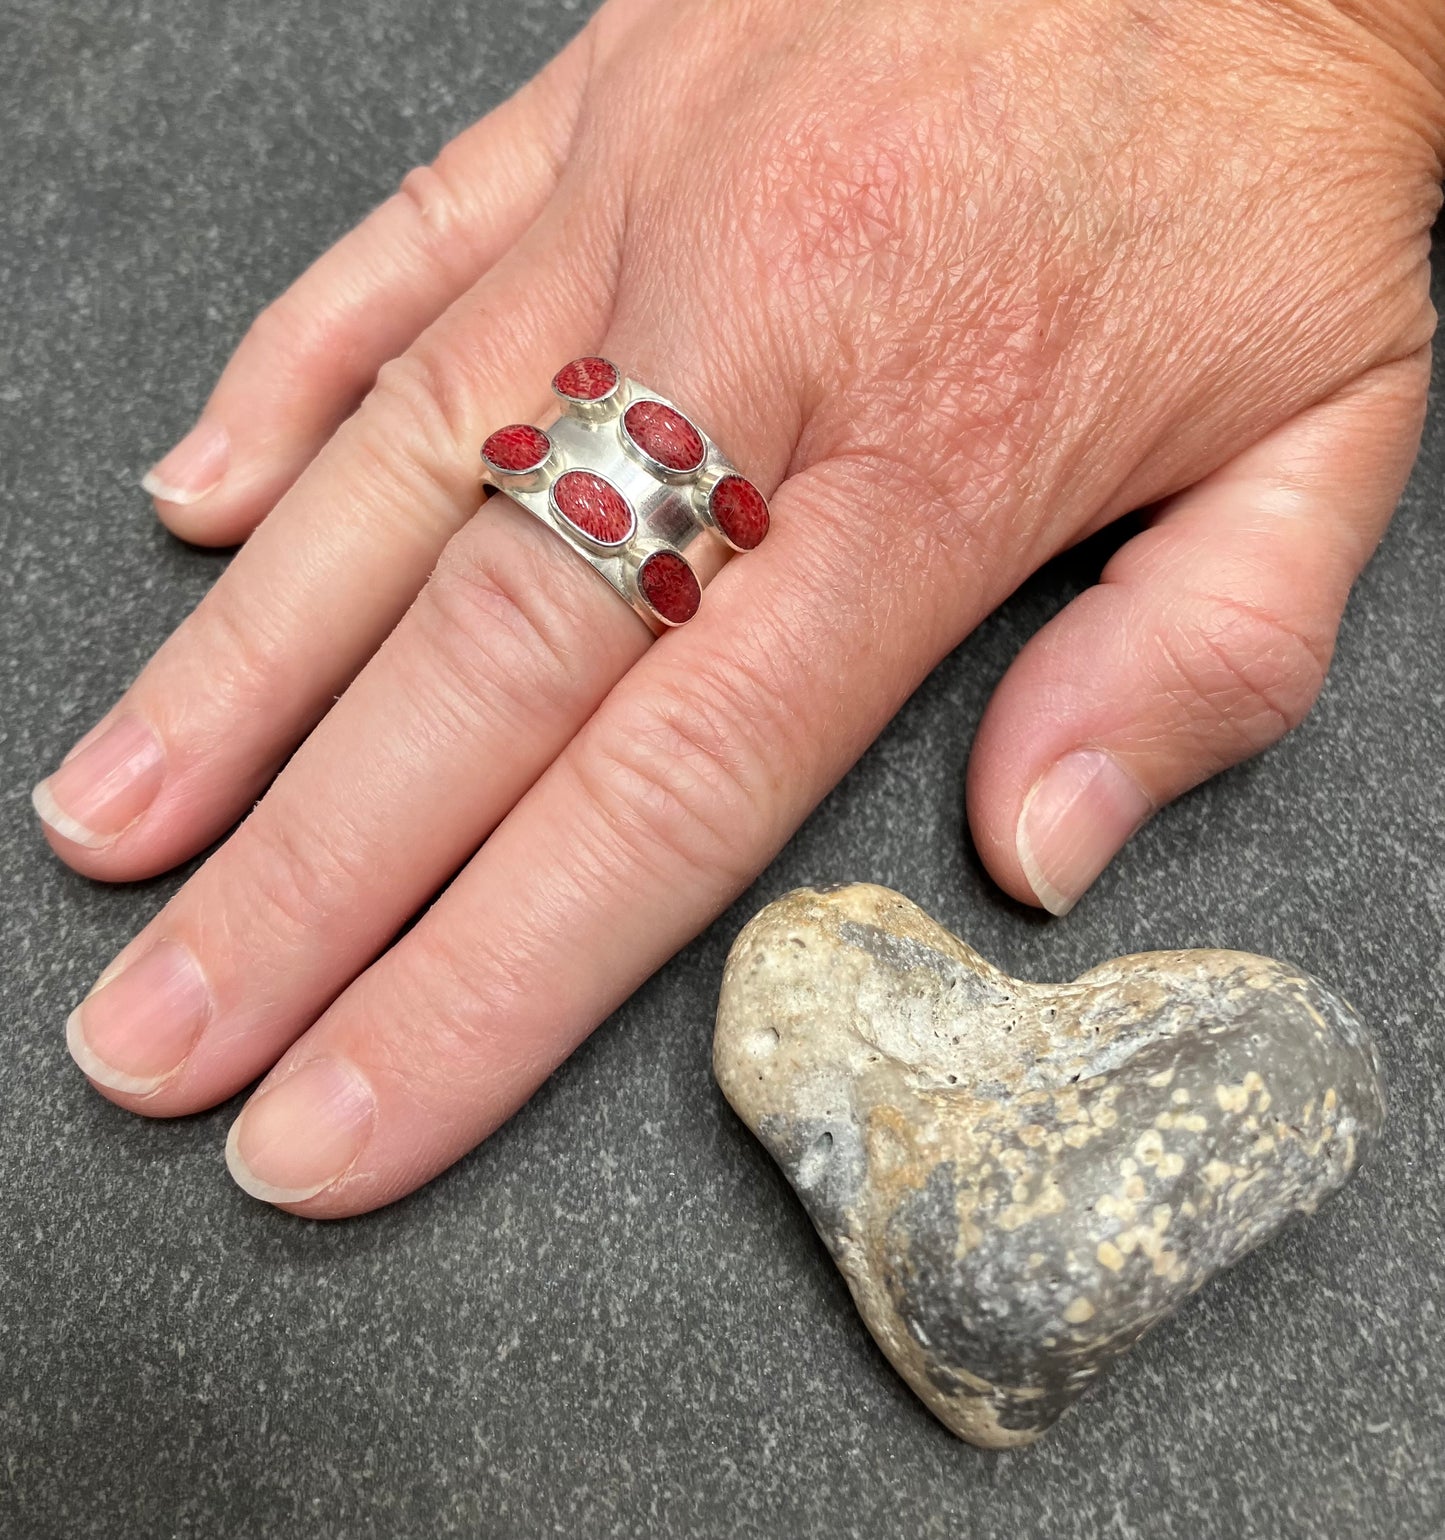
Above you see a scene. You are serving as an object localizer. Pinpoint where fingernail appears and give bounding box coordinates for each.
[141,419,230,505]
[32,714,165,849]
[1016,749,1154,916]
[67,938,211,1095]
[225,1058,376,1205]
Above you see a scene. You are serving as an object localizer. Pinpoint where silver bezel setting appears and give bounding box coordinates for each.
[480,430,554,494]
[632,542,701,629]
[618,399,708,485]
[692,468,759,554]
[479,368,757,635]
[548,468,637,554]
[551,358,624,425]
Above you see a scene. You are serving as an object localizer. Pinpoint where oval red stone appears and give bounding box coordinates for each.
[638,550,701,625]
[482,423,550,474]
[553,357,619,402]
[709,475,770,551]
[623,400,705,474]
[551,470,634,546]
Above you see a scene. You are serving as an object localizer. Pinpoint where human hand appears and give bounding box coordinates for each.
[35,0,1444,1215]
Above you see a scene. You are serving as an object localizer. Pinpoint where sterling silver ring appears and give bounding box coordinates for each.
[479,358,770,635]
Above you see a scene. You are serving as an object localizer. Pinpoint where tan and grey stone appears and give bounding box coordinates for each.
[713,884,1385,1449]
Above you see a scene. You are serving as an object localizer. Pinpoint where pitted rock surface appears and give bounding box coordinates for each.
[713,884,1386,1449]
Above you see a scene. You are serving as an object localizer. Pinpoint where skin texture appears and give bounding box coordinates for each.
[32,0,1445,1216]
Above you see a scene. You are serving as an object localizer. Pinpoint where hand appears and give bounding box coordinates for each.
[35,0,1443,1216]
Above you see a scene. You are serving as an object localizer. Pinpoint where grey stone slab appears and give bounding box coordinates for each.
[1,2,1441,1536]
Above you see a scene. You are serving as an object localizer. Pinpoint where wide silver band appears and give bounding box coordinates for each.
[478,360,769,636]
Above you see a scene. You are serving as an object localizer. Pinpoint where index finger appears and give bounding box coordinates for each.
[33,196,613,879]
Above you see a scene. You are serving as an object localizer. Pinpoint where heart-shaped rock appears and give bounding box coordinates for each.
[713,884,1385,1449]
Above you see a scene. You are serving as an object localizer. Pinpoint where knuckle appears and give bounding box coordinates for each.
[242,291,360,384]
[348,348,485,537]
[243,295,311,360]
[182,586,298,737]
[330,360,480,552]
[233,804,372,952]
[368,346,477,470]
[363,917,542,1090]
[396,161,463,240]
[1155,598,1333,753]
[393,159,487,278]
[372,927,527,1082]
[1388,264,1439,361]
[577,675,780,886]
[417,530,594,725]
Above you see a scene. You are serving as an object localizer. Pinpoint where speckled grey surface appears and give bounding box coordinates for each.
[1,3,1442,1537]
[714,886,1390,1449]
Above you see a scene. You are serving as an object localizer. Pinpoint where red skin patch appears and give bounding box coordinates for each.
[638,549,701,624]
[482,423,550,474]
[623,400,706,474]
[553,357,619,401]
[709,475,770,550]
[552,470,634,546]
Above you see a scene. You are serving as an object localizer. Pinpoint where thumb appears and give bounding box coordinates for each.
[967,349,1431,914]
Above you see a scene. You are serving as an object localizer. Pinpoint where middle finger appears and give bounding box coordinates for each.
[66,335,800,1108]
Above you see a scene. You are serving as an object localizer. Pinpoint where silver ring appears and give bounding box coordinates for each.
[479,358,771,635]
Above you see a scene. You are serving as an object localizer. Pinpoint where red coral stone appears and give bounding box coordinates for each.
[482,423,550,474]
[638,550,701,625]
[623,400,705,474]
[552,470,634,546]
[709,475,770,550]
[553,357,619,402]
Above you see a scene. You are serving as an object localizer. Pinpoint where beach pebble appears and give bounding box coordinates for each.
[713,884,1385,1448]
